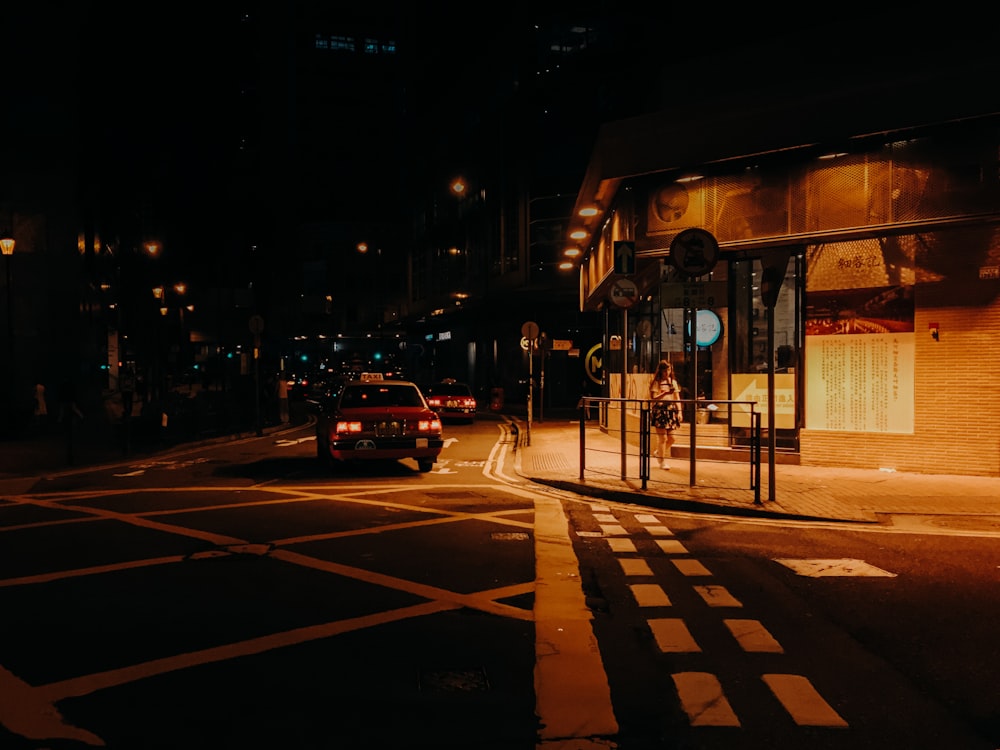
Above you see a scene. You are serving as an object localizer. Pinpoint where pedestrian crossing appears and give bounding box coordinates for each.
[586,504,849,729]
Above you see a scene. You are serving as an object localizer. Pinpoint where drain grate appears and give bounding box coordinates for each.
[419,667,491,693]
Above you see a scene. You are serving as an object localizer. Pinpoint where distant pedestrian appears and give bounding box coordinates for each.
[33,382,48,420]
[278,376,289,423]
[649,360,682,470]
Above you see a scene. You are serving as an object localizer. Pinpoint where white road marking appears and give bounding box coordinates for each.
[672,672,740,726]
[672,559,713,577]
[598,524,628,536]
[629,583,671,607]
[643,525,674,536]
[0,666,105,746]
[274,437,313,446]
[618,559,654,577]
[606,538,636,553]
[692,585,742,608]
[725,619,784,652]
[112,469,145,477]
[774,558,897,577]
[655,539,688,555]
[762,674,848,726]
[650,619,701,652]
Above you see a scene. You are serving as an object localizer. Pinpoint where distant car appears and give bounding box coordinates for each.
[423,379,477,422]
[314,373,444,472]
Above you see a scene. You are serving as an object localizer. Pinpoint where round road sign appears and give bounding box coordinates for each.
[609,277,638,308]
[669,228,719,277]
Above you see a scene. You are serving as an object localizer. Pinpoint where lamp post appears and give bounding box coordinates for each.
[1,232,15,425]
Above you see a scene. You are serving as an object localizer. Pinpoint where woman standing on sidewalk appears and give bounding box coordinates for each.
[649,360,682,469]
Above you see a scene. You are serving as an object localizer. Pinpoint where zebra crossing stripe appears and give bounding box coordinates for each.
[607,538,636,553]
[724,619,784,653]
[655,539,688,554]
[693,585,742,608]
[618,558,654,576]
[629,583,671,607]
[672,672,740,726]
[762,674,848,727]
[649,618,701,652]
[672,559,713,576]
[644,525,674,536]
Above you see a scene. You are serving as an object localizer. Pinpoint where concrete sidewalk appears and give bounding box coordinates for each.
[510,415,1000,532]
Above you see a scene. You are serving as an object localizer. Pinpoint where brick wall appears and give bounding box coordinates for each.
[801,273,1000,476]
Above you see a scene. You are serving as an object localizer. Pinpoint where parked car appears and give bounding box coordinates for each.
[314,373,444,472]
[422,379,477,422]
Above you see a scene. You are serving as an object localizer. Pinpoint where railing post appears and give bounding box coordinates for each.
[753,409,762,506]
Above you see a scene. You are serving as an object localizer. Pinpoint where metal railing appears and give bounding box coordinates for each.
[576,396,763,505]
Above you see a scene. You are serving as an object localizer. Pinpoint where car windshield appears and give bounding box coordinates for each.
[340,384,424,409]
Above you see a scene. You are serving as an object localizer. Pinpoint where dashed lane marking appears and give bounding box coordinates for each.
[693,585,743,608]
[607,538,636,553]
[649,618,701,652]
[762,674,848,727]
[672,559,713,576]
[598,523,628,536]
[589,510,850,732]
[725,619,784,653]
[643,525,674,536]
[629,583,671,607]
[618,559,654,577]
[672,672,740,726]
[655,539,688,554]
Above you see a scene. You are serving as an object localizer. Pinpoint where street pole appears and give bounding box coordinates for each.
[2,236,16,429]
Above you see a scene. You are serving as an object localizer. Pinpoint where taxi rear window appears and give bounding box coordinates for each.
[341,384,423,408]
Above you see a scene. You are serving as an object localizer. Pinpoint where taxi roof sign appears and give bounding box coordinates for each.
[360,372,384,382]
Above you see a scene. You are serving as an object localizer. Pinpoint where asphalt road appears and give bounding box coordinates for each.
[1,419,996,749]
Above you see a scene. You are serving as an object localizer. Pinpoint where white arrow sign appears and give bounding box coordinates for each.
[774,558,897,577]
[275,437,314,447]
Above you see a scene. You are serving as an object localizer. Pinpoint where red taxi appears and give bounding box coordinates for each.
[422,379,477,423]
[314,373,444,472]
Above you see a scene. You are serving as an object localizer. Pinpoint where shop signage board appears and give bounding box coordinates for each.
[661,280,727,309]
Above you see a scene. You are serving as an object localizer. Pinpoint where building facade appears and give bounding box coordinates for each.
[570,72,1000,477]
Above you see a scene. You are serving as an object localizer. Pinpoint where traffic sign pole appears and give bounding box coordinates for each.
[521,321,539,445]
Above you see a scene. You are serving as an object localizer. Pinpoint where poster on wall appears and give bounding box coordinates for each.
[804,283,915,433]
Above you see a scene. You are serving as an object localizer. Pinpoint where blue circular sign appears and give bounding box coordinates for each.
[687,309,723,347]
